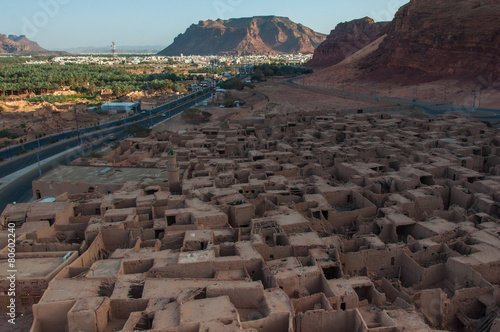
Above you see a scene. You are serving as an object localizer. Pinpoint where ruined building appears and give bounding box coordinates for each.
[1,111,499,331]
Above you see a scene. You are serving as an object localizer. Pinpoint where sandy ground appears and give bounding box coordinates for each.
[253,78,397,116]
[152,77,402,133]
[152,104,239,134]
[0,313,33,332]
[307,71,500,109]
[308,44,500,109]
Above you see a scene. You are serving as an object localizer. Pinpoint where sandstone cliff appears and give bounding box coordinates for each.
[364,0,500,77]
[0,34,47,54]
[158,16,326,56]
[306,17,389,69]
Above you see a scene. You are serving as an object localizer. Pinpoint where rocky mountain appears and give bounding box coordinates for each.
[158,16,326,56]
[0,34,47,54]
[306,17,389,69]
[364,0,500,77]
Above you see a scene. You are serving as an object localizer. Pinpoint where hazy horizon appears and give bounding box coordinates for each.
[1,0,408,50]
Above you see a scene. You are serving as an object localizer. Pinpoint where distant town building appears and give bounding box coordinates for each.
[100,102,141,115]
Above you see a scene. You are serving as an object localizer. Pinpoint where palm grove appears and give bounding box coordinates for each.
[0,63,189,100]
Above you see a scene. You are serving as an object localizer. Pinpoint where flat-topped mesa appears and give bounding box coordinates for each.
[0,34,47,54]
[158,16,327,56]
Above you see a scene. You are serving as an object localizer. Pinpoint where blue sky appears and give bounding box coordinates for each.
[0,0,408,50]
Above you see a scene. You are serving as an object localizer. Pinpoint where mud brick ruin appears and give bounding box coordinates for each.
[1,111,499,331]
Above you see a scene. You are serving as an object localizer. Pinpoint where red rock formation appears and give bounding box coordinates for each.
[306,17,389,69]
[0,34,47,54]
[365,0,500,77]
[158,16,326,56]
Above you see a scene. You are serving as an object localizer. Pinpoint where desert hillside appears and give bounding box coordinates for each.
[363,0,500,78]
[305,0,500,109]
[306,17,389,69]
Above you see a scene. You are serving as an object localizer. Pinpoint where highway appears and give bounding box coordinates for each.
[0,88,212,179]
[0,88,212,160]
[0,89,213,211]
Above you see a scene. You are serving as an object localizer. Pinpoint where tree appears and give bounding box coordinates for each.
[223,99,235,108]
[181,108,212,125]
[174,82,187,94]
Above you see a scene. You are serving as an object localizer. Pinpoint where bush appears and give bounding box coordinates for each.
[181,108,212,125]
[219,78,244,90]
[243,82,255,89]
[251,73,264,82]
[0,129,19,139]
[126,124,151,138]
[252,63,313,77]
[27,94,97,104]
[0,106,4,112]
[84,151,103,159]
[223,99,235,108]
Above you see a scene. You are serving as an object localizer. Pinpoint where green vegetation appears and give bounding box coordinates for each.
[84,151,103,159]
[188,66,231,74]
[93,109,108,116]
[223,99,236,108]
[251,64,313,81]
[0,105,4,112]
[0,64,188,98]
[27,94,96,104]
[181,108,212,124]
[126,125,151,138]
[219,77,254,91]
[0,57,31,65]
[0,129,19,139]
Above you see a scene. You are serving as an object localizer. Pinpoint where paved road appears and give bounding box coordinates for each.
[0,91,212,210]
[0,88,212,160]
[0,73,249,209]
[0,90,212,179]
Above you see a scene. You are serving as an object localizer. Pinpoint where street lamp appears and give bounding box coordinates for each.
[34,123,41,176]
[472,88,477,113]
